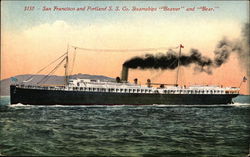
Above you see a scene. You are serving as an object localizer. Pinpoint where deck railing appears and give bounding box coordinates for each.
[13,84,239,95]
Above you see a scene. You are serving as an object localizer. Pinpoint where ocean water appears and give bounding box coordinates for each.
[0,96,249,157]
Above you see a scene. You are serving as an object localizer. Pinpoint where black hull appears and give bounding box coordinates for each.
[10,85,238,105]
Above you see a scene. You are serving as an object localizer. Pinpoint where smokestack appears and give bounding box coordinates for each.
[121,66,129,82]
[116,77,121,83]
[134,78,138,84]
[147,79,151,87]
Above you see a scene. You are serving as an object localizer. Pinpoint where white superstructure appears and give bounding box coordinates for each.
[67,78,240,95]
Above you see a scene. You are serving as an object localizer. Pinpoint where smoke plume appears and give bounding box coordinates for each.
[213,23,250,76]
[239,23,250,77]
[123,23,250,76]
[123,49,213,74]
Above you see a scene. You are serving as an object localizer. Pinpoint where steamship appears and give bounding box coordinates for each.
[10,45,240,105]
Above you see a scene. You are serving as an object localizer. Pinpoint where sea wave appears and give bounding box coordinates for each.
[1,97,249,156]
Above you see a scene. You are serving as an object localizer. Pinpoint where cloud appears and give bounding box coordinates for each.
[19,19,242,50]
[1,19,244,80]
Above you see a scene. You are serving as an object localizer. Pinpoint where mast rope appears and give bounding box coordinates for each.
[37,57,66,85]
[69,47,77,76]
[23,52,67,83]
[71,46,179,52]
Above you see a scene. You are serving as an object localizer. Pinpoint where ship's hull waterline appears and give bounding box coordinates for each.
[10,85,238,105]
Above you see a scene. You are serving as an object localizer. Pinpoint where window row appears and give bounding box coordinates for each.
[71,87,152,93]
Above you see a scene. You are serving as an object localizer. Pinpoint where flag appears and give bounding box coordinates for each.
[243,76,247,82]
[11,77,18,82]
[180,44,184,48]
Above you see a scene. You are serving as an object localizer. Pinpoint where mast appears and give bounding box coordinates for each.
[175,44,183,86]
[65,44,69,86]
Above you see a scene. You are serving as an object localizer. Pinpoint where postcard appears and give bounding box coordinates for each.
[1,1,249,156]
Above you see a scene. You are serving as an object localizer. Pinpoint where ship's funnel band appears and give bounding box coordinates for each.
[121,66,129,82]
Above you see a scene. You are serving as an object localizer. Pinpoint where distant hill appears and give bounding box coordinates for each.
[0,74,114,96]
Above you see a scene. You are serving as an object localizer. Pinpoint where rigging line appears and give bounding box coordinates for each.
[37,57,66,85]
[43,57,66,84]
[23,52,67,82]
[168,58,178,68]
[71,46,175,52]
[149,59,178,81]
[70,47,77,76]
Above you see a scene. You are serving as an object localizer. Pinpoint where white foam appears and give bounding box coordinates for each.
[7,103,37,109]
[229,103,250,107]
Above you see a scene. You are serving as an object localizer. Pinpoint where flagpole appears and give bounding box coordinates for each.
[175,44,182,86]
[239,76,247,88]
[239,80,243,88]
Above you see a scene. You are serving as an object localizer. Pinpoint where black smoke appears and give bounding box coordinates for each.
[123,49,213,74]
[238,23,250,77]
[213,23,250,76]
[213,38,233,67]
[123,23,250,75]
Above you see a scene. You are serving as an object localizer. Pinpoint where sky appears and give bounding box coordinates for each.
[1,1,249,94]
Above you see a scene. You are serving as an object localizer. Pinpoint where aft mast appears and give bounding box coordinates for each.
[175,44,183,86]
